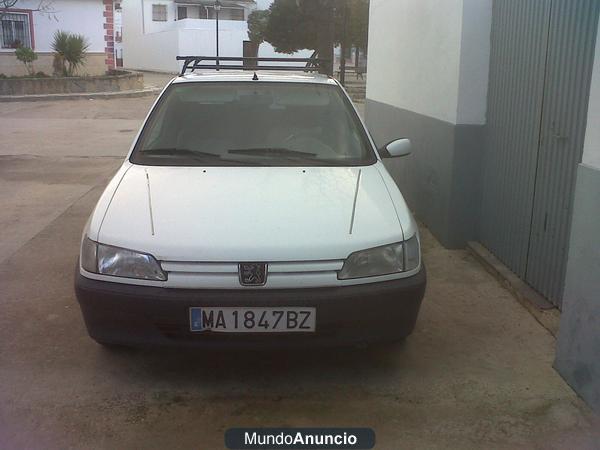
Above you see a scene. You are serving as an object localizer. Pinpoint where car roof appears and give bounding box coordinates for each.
[171,70,338,85]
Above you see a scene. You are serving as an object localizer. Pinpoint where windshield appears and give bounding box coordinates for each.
[130,82,376,167]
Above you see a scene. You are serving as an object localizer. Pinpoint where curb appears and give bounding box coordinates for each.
[0,87,162,102]
[467,241,561,337]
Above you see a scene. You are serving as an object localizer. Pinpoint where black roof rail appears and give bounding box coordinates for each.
[175,56,329,76]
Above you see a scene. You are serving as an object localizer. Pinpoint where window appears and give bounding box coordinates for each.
[177,6,187,20]
[207,7,244,21]
[229,8,244,21]
[152,4,167,22]
[1,13,32,49]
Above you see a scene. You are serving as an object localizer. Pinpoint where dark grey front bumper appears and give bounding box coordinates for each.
[75,266,426,348]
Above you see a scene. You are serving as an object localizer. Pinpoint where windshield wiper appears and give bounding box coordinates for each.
[141,148,222,159]
[228,148,346,166]
[228,148,317,158]
[138,148,260,166]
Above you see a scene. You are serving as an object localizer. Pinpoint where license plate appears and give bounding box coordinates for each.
[189,307,316,333]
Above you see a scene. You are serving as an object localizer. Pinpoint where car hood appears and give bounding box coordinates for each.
[97,164,405,261]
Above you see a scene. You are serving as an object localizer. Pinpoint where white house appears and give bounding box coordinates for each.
[122,0,311,73]
[0,0,118,76]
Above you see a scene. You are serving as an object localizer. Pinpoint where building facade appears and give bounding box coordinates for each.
[122,0,255,73]
[366,0,600,412]
[121,0,311,73]
[0,0,116,76]
[554,29,600,414]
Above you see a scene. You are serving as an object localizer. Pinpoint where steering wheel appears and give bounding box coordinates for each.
[281,131,335,157]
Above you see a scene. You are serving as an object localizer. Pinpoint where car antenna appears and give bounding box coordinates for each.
[252,72,259,81]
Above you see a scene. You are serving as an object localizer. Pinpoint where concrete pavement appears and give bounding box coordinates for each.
[0,95,156,263]
[0,95,599,449]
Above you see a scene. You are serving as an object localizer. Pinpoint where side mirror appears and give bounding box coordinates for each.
[381,138,412,158]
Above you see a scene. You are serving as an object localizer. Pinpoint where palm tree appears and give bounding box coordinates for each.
[51,31,90,77]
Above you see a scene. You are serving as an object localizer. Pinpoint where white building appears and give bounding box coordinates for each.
[0,0,117,76]
[122,0,311,73]
[366,0,600,413]
[114,1,124,66]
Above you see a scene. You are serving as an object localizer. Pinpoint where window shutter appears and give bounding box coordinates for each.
[152,4,167,22]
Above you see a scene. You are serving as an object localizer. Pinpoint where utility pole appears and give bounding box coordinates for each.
[215,0,221,70]
[340,1,348,86]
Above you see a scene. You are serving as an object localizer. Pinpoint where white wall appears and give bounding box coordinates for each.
[178,27,249,59]
[123,0,251,72]
[123,0,178,72]
[582,21,600,170]
[142,0,176,33]
[366,0,491,125]
[456,0,492,124]
[0,0,105,53]
[128,29,179,72]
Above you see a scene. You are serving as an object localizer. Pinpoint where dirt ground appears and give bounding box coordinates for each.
[0,89,599,449]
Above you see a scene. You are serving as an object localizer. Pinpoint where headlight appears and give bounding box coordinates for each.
[338,235,420,280]
[403,234,420,272]
[80,238,167,281]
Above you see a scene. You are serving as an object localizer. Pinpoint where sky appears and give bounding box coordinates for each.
[255,0,273,10]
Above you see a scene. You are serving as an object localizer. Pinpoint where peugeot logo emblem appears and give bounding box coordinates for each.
[239,263,268,286]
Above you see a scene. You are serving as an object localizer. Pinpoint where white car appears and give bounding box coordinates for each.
[75,67,426,348]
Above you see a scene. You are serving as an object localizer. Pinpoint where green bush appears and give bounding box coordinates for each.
[51,30,90,77]
[15,47,37,76]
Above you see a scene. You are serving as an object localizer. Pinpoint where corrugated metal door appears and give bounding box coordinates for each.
[479,0,599,306]
[479,0,552,280]
[525,0,600,306]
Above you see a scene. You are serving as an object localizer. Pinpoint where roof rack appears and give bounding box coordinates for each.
[176,56,328,76]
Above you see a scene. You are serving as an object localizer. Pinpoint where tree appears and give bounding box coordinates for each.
[262,0,336,74]
[247,9,270,44]
[347,0,369,54]
[51,30,90,77]
[300,0,335,75]
[15,46,37,75]
[259,0,369,75]
[263,0,314,54]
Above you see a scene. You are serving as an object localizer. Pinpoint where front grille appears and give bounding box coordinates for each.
[159,260,344,289]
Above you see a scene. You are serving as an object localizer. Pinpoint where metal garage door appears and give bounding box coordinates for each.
[479,0,599,307]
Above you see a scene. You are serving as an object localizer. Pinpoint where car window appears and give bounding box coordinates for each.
[130,82,376,167]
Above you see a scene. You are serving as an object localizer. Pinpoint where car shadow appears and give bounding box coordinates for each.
[95,340,412,392]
